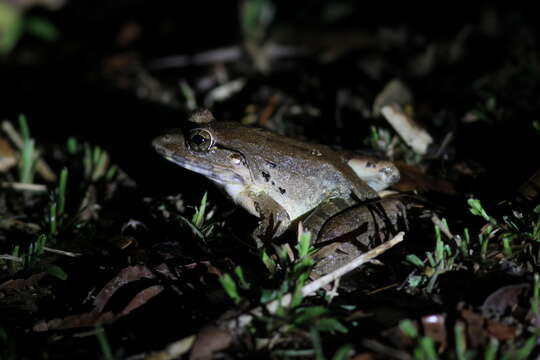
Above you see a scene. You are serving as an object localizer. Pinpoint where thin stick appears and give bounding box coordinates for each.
[44,247,81,257]
[0,255,23,262]
[431,214,454,240]
[381,104,433,155]
[301,232,404,295]
[1,181,48,192]
[1,120,57,182]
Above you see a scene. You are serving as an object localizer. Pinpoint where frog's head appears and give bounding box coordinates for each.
[152,110,252,186]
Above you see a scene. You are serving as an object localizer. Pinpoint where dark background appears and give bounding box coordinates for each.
[1,1,539,200]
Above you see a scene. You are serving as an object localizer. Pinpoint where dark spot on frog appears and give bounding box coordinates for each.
[266,160,277,168]
[262,171,271,182]
[271,181,275,186]
[279,187,286,194]
[366,161,376,168]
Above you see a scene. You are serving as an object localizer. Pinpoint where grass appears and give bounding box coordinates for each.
[17,114,38,184]
[0,1,59,55]
[2,3,540,359]
[95,325,115,360]
[4,112,540,358]
[48,167,68,236]
[3,105,540,360]
[5,164,70,277]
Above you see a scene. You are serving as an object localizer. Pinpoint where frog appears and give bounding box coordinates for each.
[152,109,401,246]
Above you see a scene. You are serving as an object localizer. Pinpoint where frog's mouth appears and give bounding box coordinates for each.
[167,155,246,185]
[153,133,251,186]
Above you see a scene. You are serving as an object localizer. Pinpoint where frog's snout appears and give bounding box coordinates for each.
[152,132,182,155]
[151,135,168,155]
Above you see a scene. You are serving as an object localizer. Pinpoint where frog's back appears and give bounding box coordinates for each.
[209,122,377,217]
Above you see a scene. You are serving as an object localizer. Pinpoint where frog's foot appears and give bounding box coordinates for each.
[250,192,291,246]
[347,158,400,192]
[251,213,290,249]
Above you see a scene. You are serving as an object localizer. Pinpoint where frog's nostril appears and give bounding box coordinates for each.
[152,136,167,151]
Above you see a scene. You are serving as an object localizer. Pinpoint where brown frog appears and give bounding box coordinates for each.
[153,109,402,252]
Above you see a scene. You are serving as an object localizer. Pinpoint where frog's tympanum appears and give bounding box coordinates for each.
[153,109,403,269]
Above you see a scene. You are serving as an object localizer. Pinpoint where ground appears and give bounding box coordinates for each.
[1,2,540,359]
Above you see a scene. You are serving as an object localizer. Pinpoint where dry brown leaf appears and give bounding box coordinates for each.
[0,272,46,293]
[33,311,115,331]
[0,137,16,172]
[421,314,447,351]
[394,162,456,194]
[93,265,156,312]
[120,285,164,316]
[189,325,233,360]
[486,320,516,340]
[461,308,487,348]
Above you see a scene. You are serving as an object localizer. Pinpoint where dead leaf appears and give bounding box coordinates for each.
[486,320,516,340]
[461,308,487,348]
[0,137,16,172]
[373,79,414,117]
[120,285,164,315]
[189,325,233,360]
[351,353,377,360]
[0,272,46,293]
[146,335,197,360]
[33,311,115,331]
[381,104,433,155]
[421,314,447,351]
[93,265,157,312]
[394,162,456,194]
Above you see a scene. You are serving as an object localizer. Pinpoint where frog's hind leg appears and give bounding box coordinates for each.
[302,197,357,240]
[311,197,407,276]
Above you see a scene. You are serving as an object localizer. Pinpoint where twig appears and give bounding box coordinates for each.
[381,104,433,155]
[301,232,404,295]
[147,44,305,70]
[0,254,23,262]
[1,181,48,192]
[44,247,81,257]
[431,214,454,240]
[1,120,57,182]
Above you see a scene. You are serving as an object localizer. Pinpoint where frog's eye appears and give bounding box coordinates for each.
[188,129,214,152]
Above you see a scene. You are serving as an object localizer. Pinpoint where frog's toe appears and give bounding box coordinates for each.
[380,166,400,186]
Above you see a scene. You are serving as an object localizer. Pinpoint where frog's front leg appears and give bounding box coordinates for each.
[303,197,358,240]
[248,191,291,246]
